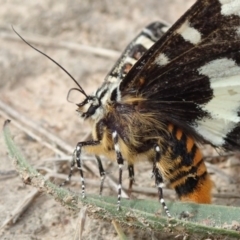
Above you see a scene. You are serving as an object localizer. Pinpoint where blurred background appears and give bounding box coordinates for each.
[1,1,239,239]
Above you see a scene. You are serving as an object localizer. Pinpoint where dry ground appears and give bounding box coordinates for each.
[0,1,240,239]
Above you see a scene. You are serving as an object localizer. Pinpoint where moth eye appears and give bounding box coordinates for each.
[88,105,97,115]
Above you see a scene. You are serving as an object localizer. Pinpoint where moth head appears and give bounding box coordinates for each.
[13,26,105,121]
[12,27,101,121]
[67,88,100,120]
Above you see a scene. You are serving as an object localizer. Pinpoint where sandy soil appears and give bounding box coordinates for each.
[0,1,240,239]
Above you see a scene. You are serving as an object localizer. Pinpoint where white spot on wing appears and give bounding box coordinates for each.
[154,53,169,66]
[198,58,240,80]
[195,118,235,145]
[135,35,154,49]
[125,56,137,66]
[176,20,201,44]
[236,26,240,36]
[162,26,170,33]
[142,23,169,41]
[219,0,240,16]
[209,76,240,123]
[107,75,118,83]
[219,0,231,2]
[196,58,240,145]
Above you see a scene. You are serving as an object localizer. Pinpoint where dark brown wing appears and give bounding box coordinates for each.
[104,21,169,83]
[119,0,240,150]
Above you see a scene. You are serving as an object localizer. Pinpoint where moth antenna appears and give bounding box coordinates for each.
[11,25,88,98]
[67,87,86,104]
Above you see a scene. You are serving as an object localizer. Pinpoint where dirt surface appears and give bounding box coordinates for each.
[0,0,240,239]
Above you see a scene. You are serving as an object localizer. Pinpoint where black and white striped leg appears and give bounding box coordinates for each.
[75,140,100,198]
[112,130,124,210]
[153,144,171,218]
[95,155,106,196]
[59,150,76,187]
[128,164,135,196]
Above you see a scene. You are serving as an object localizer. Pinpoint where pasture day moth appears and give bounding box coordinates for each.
[14,0,240,218]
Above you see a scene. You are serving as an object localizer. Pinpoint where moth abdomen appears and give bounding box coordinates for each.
[158,124,212,204]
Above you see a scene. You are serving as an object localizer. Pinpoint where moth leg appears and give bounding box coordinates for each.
[75,140,100,198]
[59,150,76,187]
[112,130,124,210]
[128,164,135,197]
[95,155,106,196]
[153,144,171,218]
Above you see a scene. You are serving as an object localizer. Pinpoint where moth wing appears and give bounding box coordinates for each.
[119,0,240,150]
[104,21,169,84]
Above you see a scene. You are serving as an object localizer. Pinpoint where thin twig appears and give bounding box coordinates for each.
[0,109,65,156]
[42,156,72,162]
[0,188,40,230]
[0,30,120,59]
[204,153,235,160]
[213,192,240,199]
[0,100,73,153]
[42,154,104,163]
[0,170,17,180]
[205,162,235,183]
[74,207,87,240]
[112,220,128,240]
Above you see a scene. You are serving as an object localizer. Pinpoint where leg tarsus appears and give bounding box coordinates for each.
[112,131,124,210]
[59,150,76,187]
[153,144,171,218]
[95,155,106,196]
[75,144,85,198]
[128,164,135,197]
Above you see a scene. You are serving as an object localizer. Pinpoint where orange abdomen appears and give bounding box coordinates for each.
[159,124,212,204]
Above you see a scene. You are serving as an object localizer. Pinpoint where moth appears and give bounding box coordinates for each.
[14,0,240,218]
